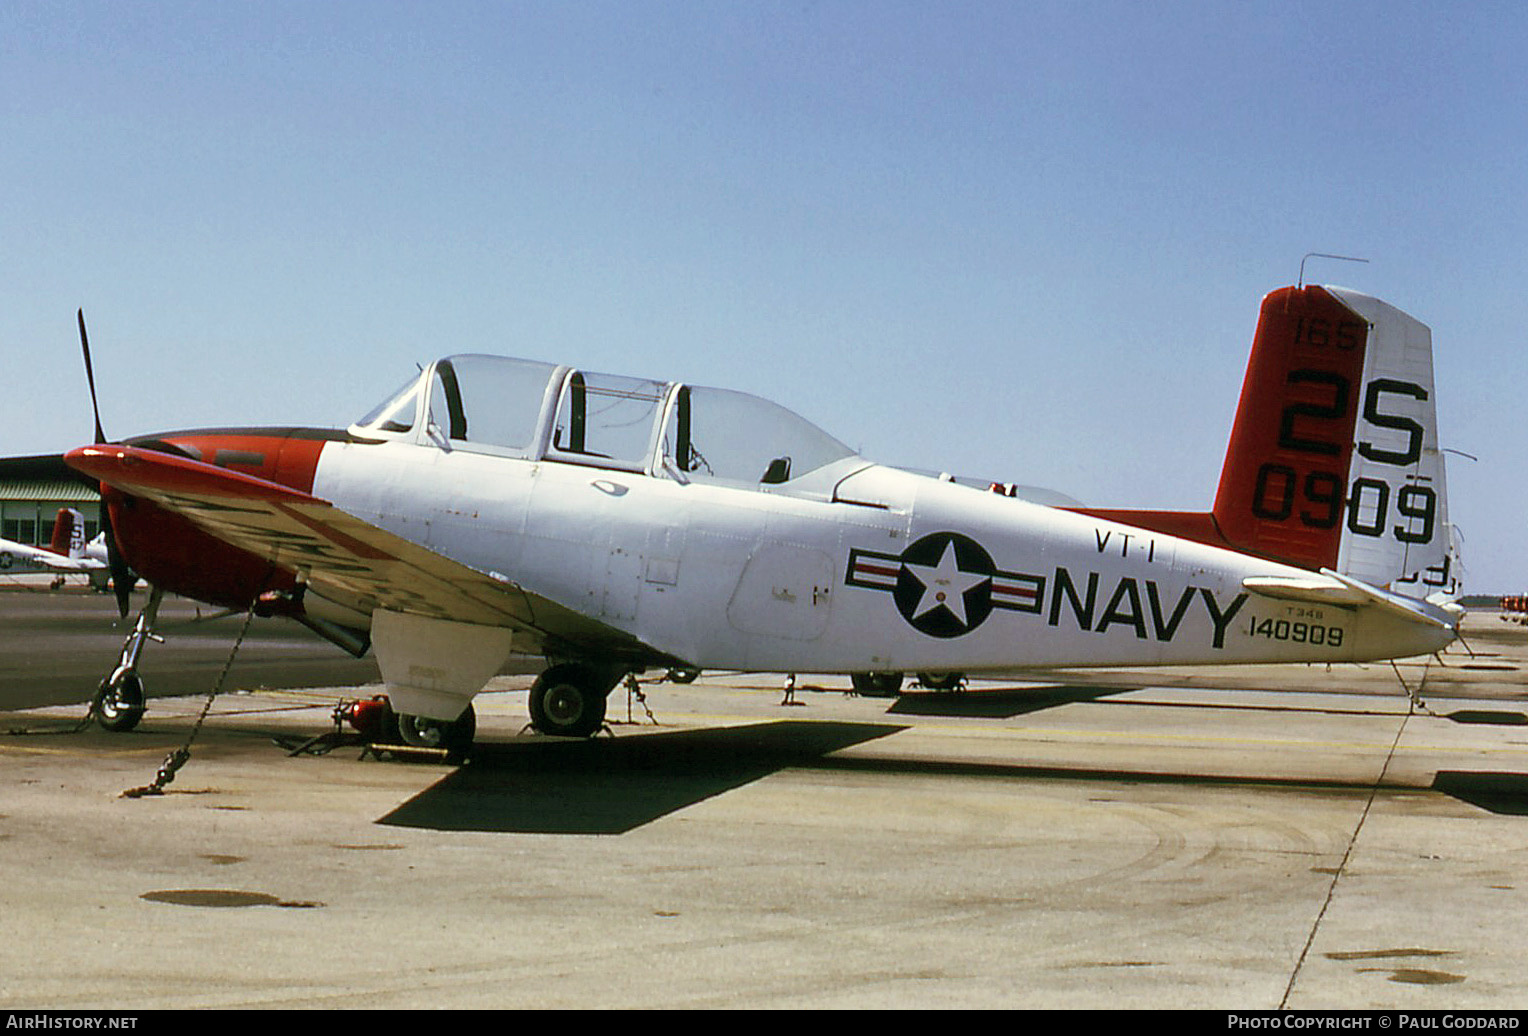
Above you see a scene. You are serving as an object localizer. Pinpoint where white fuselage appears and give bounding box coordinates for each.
[311,438,1453,675]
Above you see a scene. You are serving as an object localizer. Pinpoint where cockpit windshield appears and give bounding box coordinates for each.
[355,375,423,434]
[352,354,861,489]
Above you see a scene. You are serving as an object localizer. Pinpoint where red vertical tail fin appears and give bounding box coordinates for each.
[1076,284,1450,591]
[1213,284,1449,588]
[1211,285,1369,570]
[46,507,88,558]
[48,508,75,556]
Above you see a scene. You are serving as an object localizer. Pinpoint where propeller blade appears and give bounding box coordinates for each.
[78,309,134,616]
[99,500,135,620]
[78,309,106,444]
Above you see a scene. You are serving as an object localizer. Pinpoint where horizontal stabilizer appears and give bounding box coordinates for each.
[1243,568,1455,631]
[1241,573,1369,607]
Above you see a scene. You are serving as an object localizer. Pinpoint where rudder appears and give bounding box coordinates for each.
[1211,285,1449,589]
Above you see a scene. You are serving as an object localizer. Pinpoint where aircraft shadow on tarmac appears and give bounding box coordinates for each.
[1440,709,1528,727]
[374,714,1528,835]
[378,689,1132,835]
[376,687,1125,835]
[886,684,1133,719]
[378,719,908,836]
[1431,772,1528,816]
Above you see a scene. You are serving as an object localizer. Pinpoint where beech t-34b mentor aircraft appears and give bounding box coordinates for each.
[64,284,1459,753]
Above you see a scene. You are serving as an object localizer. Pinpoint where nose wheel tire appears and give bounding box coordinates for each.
[529,664,612,738]
[95,674,146,732]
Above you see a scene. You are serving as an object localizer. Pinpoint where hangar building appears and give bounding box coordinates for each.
[0,455,98,546]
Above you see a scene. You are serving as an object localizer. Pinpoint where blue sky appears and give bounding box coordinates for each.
[3,1,1524,591]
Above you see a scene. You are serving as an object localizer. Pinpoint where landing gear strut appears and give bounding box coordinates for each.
[93,585,165,732]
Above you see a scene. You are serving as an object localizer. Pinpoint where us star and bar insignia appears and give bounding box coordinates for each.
[846,531,1045,638]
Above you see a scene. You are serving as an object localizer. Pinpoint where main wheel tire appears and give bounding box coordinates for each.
[95,673,146,732]
[529,664,611,738]
[394,703,476,761]
[850,671,904,698]
[666,667,701,684]
[916,671,965,691]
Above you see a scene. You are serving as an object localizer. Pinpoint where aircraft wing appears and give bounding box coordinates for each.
[64,444,658,661]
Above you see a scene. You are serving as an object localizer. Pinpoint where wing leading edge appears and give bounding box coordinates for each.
[63,444,655,662]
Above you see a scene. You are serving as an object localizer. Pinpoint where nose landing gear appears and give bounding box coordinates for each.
[92,586,165,732]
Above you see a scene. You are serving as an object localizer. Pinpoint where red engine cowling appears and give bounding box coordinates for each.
[102,427,340,609]
[105,487,299,609]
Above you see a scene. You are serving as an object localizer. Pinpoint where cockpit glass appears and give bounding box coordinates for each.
[426,355,558,451]
[356,376,422,433]
[662,385,855,485]
[357,354,858,489]
[550,371,667,468]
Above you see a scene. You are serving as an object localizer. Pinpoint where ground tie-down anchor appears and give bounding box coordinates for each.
[1390,658,1435,715]
[623,673,658,727]
[119,588,263,800]
[121,747,191,799]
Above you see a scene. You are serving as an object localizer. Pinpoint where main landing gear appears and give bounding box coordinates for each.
[849,670,967,696]
[850,671,904,697]
[386,664,623,752]
[370,663,625,755]
[527,663,623,738]
[350,664,619,760]
[916,671,966,691]
[91,592,625,751]
[93,585,165,732]
[293,696,477,765]
[392,704,477,760]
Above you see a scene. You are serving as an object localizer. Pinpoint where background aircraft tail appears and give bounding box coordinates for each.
[47,507,88,559]
[1078,284,1452,594]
